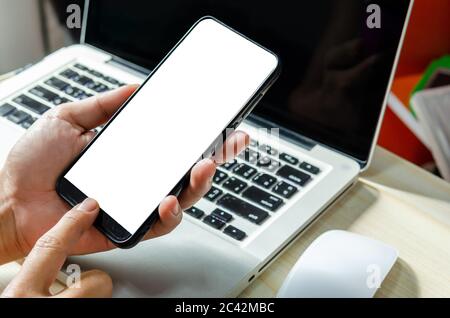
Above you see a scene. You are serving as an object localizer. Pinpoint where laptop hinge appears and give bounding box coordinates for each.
[106,56,151,77]
[247,114,317,151]
[247,114,366,169]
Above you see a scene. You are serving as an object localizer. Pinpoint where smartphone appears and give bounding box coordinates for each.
[56,17,280,248]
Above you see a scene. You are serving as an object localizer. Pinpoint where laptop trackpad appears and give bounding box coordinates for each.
[68,220,259,297]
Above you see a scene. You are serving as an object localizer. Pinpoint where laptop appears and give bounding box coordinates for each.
[0,0,412,297]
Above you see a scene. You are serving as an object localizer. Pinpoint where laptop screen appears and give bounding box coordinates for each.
[84,0,410,164]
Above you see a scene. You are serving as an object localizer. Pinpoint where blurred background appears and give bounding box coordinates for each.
[0,0,82,73]
[0,0,449,180]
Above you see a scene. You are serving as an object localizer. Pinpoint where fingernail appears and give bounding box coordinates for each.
[78,198,98,212]
[172,201,182,216]
[204,159,216,181]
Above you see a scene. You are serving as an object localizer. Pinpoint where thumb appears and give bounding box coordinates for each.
[2,198,99,297]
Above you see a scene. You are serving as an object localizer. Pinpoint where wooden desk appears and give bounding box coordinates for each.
[240,147,450,298]
[1,147,449,297]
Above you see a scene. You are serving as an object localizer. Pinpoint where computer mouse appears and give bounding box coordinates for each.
[277,230,398,298]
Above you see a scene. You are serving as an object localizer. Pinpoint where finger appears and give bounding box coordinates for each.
[178,158,216,210]
[177,131,249,209]
[54,270,113,298]
[213,130,249,164]
[8,198,99,294]
[143,196,182,239]
[54,84,139,131]
[80,130,97,148]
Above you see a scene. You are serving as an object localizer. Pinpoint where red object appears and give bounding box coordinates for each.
[378,74,433,165]
[379,107,433,165]
[395,0,450,77]
[377,0,449,165]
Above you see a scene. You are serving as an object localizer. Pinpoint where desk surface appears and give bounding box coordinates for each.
[240,147,450,298]
[1,147,450,297]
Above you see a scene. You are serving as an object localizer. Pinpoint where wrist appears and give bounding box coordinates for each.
[0,170,24,264]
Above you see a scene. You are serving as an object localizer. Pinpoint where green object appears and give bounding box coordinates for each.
[410,55,450,116]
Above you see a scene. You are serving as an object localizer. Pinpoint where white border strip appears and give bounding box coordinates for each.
[387,92,429,148]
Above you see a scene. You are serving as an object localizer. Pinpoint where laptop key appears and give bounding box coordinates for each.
[238,148,260,164]
[73,63,89,71]
[21,117,36,129]
[280,153,299,165]
[103,76,120,86]
[92,83,110,93]
[64,86,75,96]
[73,75,94,86]
[204,186,223,201]
[299,161,320,175]
[88,69,104,78]
[64,86,89,99]
[211,208,233,223]
[259,144,278,156]
[222,177,247,194]
[256,156,271,167]
[203,215,225,230]
[78,93,93,100]
[60,69,79,79]
[242,186,283,212]
[217,194,269,225]
[7,110,30,124]
[276,165,311,186]
[223,225,246,241]
[29,86,59,103]
[85,81,97,90]
[252,173,277,189]
[52,96,70,106]
[213,170,228,184]
[257,156,281,172]
[272,181,298,199]
[0,103,16,117]
[266,161,282,172]
[233,163,257,179]
[13,95,50,115]
[222,159,237,170]
[185,206,204,219]
[249,139,259,148]
[45,77,69,90]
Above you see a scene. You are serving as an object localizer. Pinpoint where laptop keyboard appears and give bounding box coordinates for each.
[0,62,324,244]
[187,138,322,242]
[0,62,124,130]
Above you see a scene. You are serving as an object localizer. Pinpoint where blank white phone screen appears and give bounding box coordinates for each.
[65,18,278,234]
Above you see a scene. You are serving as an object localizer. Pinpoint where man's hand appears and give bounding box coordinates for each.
[2,199,112,297]
[0,85,249,261]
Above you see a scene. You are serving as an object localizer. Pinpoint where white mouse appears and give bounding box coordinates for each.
[277,230,398,298]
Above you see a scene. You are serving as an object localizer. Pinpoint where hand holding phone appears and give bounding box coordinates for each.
[57,17,280,248]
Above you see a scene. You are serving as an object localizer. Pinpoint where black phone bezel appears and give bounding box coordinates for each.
[56,16,280,249]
